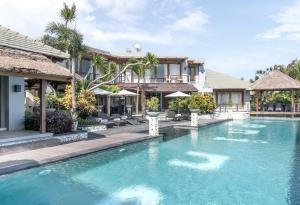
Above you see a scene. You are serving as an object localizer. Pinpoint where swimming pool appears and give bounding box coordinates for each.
[0,118,299,205]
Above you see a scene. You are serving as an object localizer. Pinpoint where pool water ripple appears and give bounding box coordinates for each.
[0,118,299,205]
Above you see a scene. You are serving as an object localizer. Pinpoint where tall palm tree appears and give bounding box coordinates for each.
[42,3,85,114]
[60,3,76,27]
[128,57,144,115]
[128,53,158,115]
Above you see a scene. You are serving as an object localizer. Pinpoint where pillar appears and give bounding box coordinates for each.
[291,90,295,113]
[107,95,111,116]
[148,114,159,136]
[190,109,199,127]
[255,91,259,112]
[39,79,47,133]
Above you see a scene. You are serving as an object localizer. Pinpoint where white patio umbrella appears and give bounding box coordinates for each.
[92,88,113,95]
[111,89,138,97]
[165,91,190,98]
[110,89,139,114]
[92,88,113,114]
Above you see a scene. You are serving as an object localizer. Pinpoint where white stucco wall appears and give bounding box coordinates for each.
[4,76,25,130]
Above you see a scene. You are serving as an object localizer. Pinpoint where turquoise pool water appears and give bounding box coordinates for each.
[0,118,299,205]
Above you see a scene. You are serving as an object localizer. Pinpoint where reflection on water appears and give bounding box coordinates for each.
[148,141,159,168]
[190,129,198,147]
[288,121,300,205]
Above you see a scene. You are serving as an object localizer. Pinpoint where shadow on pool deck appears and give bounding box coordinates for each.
[288,121,300,205]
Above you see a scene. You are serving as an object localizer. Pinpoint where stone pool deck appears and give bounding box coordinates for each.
[0,119,228,175]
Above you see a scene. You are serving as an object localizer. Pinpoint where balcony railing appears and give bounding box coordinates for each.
[216,104,244,112]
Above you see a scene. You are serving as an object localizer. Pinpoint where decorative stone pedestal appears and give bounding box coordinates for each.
[190,109,200,127]
[148,112,160,136]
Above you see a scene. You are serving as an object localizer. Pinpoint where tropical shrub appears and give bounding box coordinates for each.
[62,84,96,118]
[187,94,216,114]
[146,97,159,112]
[46,111,73,134]
[61,84,73,110]
[46,91,64,109]
[25,111,73,134]
[78,118,99,127]
[168,98,189,113]
[262,91,291,104]
[77,89,96,118]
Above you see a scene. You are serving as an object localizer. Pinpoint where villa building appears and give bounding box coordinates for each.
[78,47,251,115]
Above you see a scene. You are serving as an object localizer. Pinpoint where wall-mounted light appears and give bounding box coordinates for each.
[14,84,22,92]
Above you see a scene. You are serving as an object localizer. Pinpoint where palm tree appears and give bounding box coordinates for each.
[42,3,85,116]
[128,53,158,115]
[128,57,143,115]
[60,3,76,27]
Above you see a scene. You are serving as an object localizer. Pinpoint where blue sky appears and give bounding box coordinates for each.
[1,0,300,79]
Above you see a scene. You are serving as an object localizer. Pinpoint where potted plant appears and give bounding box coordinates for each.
[146,97,160,117]
[188,94,200,113]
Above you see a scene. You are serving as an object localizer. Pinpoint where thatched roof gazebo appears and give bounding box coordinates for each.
[249,70,300,115]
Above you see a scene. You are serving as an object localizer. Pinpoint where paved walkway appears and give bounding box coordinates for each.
[0,119,228,175]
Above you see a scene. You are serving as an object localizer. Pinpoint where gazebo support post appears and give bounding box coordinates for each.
[255,91,259,112]
[291,89,295,113]
[39,79,47,133]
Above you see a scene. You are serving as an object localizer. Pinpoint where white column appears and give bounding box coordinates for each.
[149,115,159,136]
[191,112,198,127]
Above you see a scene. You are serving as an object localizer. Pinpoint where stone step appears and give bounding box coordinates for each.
[0,133,54,147]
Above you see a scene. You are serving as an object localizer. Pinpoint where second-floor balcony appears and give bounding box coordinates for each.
[79,72,198,85]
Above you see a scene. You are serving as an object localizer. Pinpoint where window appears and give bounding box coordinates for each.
[231,92,242,106]
[80,59,91,76]
[156,64,165,78]
[169,64,180,76]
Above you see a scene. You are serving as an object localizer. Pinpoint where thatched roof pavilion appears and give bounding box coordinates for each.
[249,70,300,91]
[249,70,300,114]
[0,46,72,81]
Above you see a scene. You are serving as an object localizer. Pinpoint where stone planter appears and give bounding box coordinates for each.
[148,112,160,136]
[189,109,200,127]
[79,125,107,132]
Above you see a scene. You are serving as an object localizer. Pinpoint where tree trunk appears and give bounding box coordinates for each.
[71,57,76,111]
[136,76,140,115]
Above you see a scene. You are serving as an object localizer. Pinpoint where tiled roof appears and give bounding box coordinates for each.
[0,25,69,59]
[0,46,71,80]
[119,83,198,92]
[249,70,300,91]
[205,69,250,90]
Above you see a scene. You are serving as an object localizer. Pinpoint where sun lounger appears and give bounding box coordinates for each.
[275,103,282,112]
[267,104,274,112]
[113,119,127,126]
[126,119,141,125]
[100,120,116,128]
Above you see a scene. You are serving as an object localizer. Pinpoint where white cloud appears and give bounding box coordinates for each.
[258,0,300,41]
[96,0,147,22]
[172,10,208,31]
[0,0,208,50]
[91,29,173,44]
[0,0,95,38]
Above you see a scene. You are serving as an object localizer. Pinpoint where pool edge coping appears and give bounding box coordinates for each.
[0,119,229,176]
